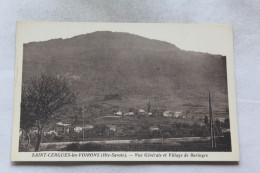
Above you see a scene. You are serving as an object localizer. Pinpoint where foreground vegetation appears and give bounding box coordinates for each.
[59,135,231,152]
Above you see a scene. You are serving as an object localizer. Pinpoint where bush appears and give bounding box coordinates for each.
[64,143,80,151]
[64,143,104,151]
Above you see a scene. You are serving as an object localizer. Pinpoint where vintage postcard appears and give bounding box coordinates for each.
[11,22,239,161]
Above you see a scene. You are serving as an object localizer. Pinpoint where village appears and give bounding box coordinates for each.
[44,108,186,139]
[19,93,231,152]
[38,105,229,144]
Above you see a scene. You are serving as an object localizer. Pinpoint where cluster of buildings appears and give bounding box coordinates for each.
[43,109,186,137]
[41,108,193,140]
[113,109,186,118]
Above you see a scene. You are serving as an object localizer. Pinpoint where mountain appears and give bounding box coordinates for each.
[22,31,229,114]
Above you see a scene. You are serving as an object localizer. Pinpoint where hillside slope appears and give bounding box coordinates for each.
[22,31,228,114]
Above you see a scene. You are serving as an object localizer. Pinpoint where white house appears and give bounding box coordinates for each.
[149,126,159,131]
[139,109,145,113]
[44,130,58,136]
[74,126,83,133]
[174,111,182,118]
[163,111,173,117]
[114,111,123,116]
[139,109,146,116]
[107,125,117,132]
[147,112,153,116]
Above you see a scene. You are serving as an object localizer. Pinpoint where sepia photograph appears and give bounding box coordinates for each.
[12,22,239,161]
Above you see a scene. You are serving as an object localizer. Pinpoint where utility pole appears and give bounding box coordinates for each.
[208,92,216,148]
[81,105,86,141]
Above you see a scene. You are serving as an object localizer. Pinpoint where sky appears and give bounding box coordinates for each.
[16,22,233,56]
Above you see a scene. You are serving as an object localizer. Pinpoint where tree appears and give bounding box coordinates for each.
[20,74,77,151]
[204,115,209,125]
[224,118,230,128]
[215,119,222,136]
[20,91,36,149]
[147,101,151,113]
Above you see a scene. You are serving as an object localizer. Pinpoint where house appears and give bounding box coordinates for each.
[139,109,145,113]
[147,112,153,116]
[163,111,173,117]
[182,115,187,119]
[114,111,123,116]
[149,125,160,131]
[73,126,83,133]
[44,130,58,137]
[174,111,182,118]
[139,109,146,116]
[83,125,94,130]
[107,125,117,132]
[56,122,70,134]
[73,125,94,133]
[217,117,226,123]
[200,122,206,127]
[222,128,230,133]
